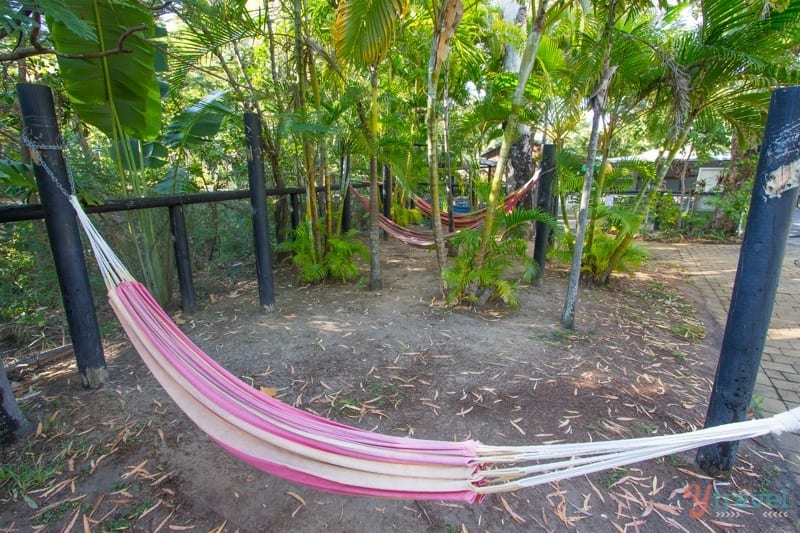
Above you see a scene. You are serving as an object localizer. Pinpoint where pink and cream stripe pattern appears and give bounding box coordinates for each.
[69,194,800,502]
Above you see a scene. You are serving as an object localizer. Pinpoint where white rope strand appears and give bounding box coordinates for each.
[472,406,800,493]
[475,405,800,464]
[68,195,133,289]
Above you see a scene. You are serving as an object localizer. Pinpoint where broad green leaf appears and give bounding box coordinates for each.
[47,0,161,140]
[2,1,97,43]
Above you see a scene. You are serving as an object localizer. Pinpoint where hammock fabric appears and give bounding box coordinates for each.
[66,194,800,504]
[349,186,481,248]
[414,173,540,229]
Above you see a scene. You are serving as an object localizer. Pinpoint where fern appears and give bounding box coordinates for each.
[326,230,369,282]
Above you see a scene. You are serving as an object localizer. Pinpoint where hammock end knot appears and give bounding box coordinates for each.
[771,406,800,436]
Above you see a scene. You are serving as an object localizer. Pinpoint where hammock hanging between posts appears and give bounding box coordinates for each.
[413,173,540,228]
[347,171,540,248]
[63,193,800,503]
[349,186,481,248]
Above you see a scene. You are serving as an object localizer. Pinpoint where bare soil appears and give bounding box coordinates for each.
[2,239,799,532]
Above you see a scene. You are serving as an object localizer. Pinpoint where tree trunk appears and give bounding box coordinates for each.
[499,0,534,210]
[561,1,618,329]
[368,154,383,290]
[264,0,290,242]
[508,131,535,209]
[427,0,463,275]
[367,69,383,290]
[676,144,694,231]
[1,363,33,444]
[709,132,756,235]
[475,0,549,270]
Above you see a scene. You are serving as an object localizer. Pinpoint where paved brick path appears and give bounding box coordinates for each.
[645,237,800,482]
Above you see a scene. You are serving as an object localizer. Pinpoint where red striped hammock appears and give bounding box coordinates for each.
[349,186,481,248]
[67,195,800,503]
[414,173,540,229]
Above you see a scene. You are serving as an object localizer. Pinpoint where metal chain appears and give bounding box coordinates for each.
[21,130,77,198]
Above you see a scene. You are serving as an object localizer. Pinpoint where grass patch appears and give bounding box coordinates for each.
[603,467,630,488]
[0,451,65,495]
[104,498,157,530]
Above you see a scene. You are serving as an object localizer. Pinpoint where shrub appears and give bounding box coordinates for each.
[443,208,555,308]
[277,221,368,284]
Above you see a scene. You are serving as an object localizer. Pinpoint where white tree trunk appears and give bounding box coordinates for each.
[497,0,534,208]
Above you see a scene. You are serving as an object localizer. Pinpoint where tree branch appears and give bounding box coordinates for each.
[0,24,148,63]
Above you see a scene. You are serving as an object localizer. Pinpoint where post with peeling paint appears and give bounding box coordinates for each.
[533,144,556,282]
[696,86,800,475]
[17,83,108,389]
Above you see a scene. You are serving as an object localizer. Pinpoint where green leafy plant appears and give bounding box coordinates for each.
[551,205,648,284]
[651,192,681,231]
[390,204,423,227]
[443,208,555,308]
[278,222,368,284]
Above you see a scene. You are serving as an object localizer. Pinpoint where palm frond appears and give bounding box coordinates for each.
[333,0,408,66]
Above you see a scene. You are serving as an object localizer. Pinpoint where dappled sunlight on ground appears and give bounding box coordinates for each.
[768,327,800,341]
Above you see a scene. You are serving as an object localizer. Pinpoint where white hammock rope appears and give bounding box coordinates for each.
[48,160,800,500]
[68,195,133,289]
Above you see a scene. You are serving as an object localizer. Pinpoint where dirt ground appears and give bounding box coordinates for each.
[2,238,799,532]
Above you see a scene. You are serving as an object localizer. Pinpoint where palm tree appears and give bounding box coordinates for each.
[473,0,556,272]
[596,0,800,283]
[561,0,621,329]
[426,0,464,275]
[333,0,408,290]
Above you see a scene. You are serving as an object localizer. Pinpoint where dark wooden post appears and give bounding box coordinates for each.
[382,164,391,240]
[17,83,107,388]
[533,144,556,281]
[244,112,276,313]
[169,204,196,314]
[382,164,391,219]
[342,186,352,233]
[696,86,800,475]
[290,193,300,230]
[1,361,33,442]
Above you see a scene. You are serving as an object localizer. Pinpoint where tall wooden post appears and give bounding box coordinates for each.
[244,113,276,313]
[17,83,107,388]
[169,204,196,314]
[533,144,556,281]
[290,193,300,230]
[696,86,800,475]
[342,186,352,233]
[382,164,391,240]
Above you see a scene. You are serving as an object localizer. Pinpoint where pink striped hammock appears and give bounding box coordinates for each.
[67,195,800,503]
[414,174,540,229]
[349,186,481,248]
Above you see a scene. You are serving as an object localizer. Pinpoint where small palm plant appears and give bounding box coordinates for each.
[443,207,557,308]
[278,222,369,284]
[550,204,648,283]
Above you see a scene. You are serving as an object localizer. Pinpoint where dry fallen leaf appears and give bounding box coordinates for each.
[500,495,526,524]
[260,386,278,398]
